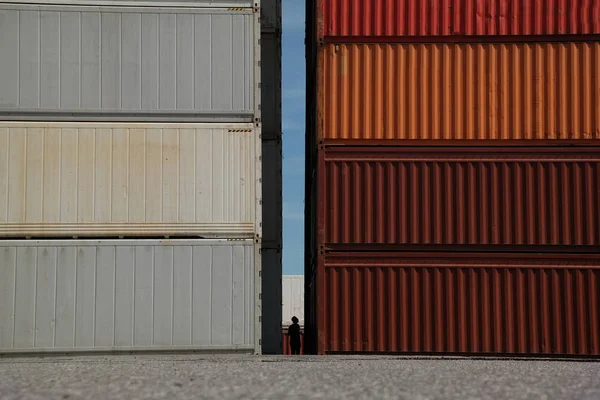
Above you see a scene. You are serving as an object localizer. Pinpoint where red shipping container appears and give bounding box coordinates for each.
[317,0,600,40]
[318,146,600,247]
[314,251,600,355]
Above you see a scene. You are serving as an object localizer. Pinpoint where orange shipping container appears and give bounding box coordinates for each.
[319,42,600,142]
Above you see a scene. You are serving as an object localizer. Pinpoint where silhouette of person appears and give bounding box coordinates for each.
[287,316,302,355]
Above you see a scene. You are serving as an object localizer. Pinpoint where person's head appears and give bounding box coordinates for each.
[292,316,299,324]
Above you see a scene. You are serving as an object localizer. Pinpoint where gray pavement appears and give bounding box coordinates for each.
[0,355,599,400]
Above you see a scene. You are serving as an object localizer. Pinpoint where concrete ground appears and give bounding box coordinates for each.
[0,355,599,400]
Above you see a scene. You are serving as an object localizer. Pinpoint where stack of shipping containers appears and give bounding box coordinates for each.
[261,0,283,354]
[0,0,282,355]
[306,1,600,355]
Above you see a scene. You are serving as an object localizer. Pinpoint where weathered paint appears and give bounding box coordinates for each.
[0,239,256,353]
[0,122,257,238]
[319,43,600,142]
[316,251,600,355]
[317,0,600,39]
[0,4,255,120]
[319,146,600,247]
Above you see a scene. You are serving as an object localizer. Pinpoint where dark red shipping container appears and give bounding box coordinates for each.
[317,0,600,40]
[282,325,305,355]
[314,251,600,355]
[319,146,600,247]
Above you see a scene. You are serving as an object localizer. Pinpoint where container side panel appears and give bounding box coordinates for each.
[54,247,77,348]
[192,245,212,346]
[173,246,193,346]
[0,123,255,238]
[40,11,60,109]
[75,246,96,348]
[0,129,8,223]
[153,246,174,346]
[43,128,61,223]
[94,246,116,347]
[320,43,600,141]
[34,247,57,348]
[60,12,81,110]
[0,247,17,348]
[232,245,246,345]
[211,246,234,346]
[0,5,254,117]
[14,247,36,349]
[322,147,600,246]
[19,10,40,109]
[318,0,600,38]
[1,240,255,353]
[319,252,600,355]
[114,246,135,347]
[134,246,154,347]
[0,10,19,107]
[81,12,101,110]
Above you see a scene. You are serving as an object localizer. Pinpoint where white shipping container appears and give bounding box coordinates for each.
[0,122,260,238]
[282,275,304,326]
[0,4,256,121]
[0,239,257,353]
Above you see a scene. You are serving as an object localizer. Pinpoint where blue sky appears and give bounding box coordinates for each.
[281,0,305,275]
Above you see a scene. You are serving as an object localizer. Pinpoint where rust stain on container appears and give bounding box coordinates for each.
[319,146,600,246]
[318,0,600,38]
[319,43,600,141]
[316,251,600,355]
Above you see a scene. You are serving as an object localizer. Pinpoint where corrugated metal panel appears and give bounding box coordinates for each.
[320,147,600,246]
[282,275,304,325]
[319,43,600,141]
[0,122,257,238]
[282,325,304,355]
[317,0,600,38]
[0,4,254,120]
[0,239,255,353]
[317,251,600,355]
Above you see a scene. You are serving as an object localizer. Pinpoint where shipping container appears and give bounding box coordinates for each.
[262,248,282,354]
[0,4,256,121]
[316,0,600,40]
[319,146,600,247]
[282,325,304,355]
[0,122,260,238]
[318,43,600,143]
[261,33,282,140]
[283,275,304,325]
[260,0,281,31]
[262,140,282,246]
[0,239,258,354]
[313,251,600,355]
